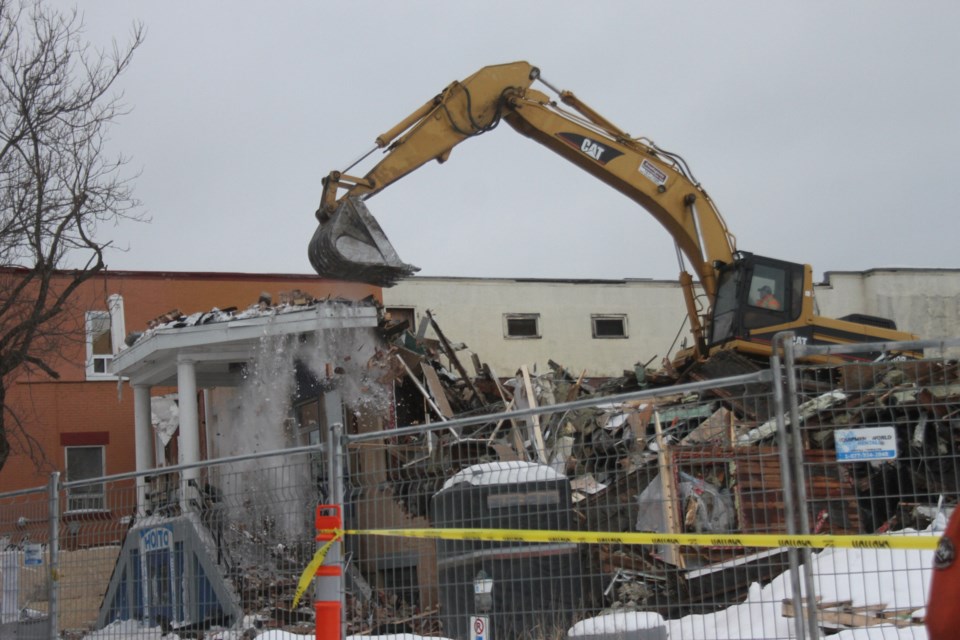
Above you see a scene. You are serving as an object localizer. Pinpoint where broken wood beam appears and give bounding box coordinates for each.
[654,411,684,568]
[520,364,549,464]
[426,309,488,405]
[393,354,459,438]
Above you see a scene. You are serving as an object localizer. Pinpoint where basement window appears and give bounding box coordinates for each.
[592,314,628,339]
[504,313,541,339]
[65,445,106,512]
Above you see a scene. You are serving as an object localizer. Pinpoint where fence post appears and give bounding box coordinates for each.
[771,332,810,640]
[47,471,60,640]
[770,331,820,640]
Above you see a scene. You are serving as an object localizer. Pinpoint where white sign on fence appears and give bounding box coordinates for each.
[835,426,897,461]
[470,615,489,640]
[23,543,42,566]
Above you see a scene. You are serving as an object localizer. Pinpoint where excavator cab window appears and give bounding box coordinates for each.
[747,265,785,311]
[708,254,804,347]
[709,268,742,345]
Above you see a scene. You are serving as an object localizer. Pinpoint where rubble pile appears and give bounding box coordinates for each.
[126,293,957,632]
[369,309,960,620]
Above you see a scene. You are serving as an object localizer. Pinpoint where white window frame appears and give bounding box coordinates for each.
[65,445,106,512]
[85,294,125,380]
[503,313,541,339]
[85,310,113,378]
[591,314,629,339]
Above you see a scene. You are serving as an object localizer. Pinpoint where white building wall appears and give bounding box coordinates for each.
[813,269,960,341]
[384,277,697,378]
[384,270,960,378]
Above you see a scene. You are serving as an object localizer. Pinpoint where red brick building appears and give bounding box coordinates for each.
[0,269,379,498]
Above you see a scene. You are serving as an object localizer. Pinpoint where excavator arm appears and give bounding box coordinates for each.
[310,61,918,364]
[314,62,736,297]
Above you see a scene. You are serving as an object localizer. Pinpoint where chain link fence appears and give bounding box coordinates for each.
[0,335,956,639]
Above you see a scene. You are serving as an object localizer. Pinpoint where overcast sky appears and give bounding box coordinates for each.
[49,1,960,282]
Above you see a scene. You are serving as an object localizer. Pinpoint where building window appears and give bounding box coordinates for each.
[85,294,125,379]
[65,446,106,512]
[504,313,540,339]
[86,311,113,375]
[385,306,417,333]
[592,314,628,339]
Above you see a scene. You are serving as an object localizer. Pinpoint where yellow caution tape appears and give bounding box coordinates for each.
[333,527,940,550]
[292,532,342,608]
[295,527,939,604]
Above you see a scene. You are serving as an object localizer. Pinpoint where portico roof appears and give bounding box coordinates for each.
[110,301,379,387]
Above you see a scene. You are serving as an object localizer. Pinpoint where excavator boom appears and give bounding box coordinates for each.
[309,61,918,362]
[310,62,735,295]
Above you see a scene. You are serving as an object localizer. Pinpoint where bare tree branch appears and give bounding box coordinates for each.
[0,0,144,471]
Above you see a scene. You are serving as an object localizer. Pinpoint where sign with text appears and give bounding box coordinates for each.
[24,543,42,566]
[139,525,174,554]
[835,426,897,461]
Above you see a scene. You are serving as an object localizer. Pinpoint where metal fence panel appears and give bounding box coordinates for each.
[781,337,960,638]
[343,368,827,640]
[1,341,953,639]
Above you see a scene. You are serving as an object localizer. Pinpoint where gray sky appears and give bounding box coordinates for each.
[53,1,960,282]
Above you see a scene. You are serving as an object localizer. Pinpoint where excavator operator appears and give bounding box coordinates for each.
[755,285,781,310]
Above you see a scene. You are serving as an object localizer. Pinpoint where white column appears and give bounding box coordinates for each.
[177,358,201,513]
[133,384,154,516]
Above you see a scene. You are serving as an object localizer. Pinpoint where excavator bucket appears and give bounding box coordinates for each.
[308,197,420,286]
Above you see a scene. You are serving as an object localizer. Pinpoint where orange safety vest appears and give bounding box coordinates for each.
[927,508,960,639]
[758,293,780,310]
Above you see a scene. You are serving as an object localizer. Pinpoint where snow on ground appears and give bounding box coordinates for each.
[87,532,937,640]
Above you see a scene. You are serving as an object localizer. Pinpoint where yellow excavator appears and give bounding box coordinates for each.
[308,61,916,365]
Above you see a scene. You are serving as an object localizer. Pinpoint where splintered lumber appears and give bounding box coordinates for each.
[421,365,454,419]
[520,364,549,464]
[426,309,487,404]
[654,411,684,568]
[781,599,921,630]
[485,364,526,459]
[393,354,458,438]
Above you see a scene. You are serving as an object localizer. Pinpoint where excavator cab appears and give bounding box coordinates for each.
[707,252,806,349]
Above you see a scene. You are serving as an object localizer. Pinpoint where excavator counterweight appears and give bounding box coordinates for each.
[308,197,418,286]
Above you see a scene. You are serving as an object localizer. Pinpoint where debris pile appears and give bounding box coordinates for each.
[368,309,960,621]
[125,293,958,631]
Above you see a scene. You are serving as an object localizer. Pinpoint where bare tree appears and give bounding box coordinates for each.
[0,0,144,471]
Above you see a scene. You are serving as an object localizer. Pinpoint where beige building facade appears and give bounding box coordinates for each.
[382,269,960,378]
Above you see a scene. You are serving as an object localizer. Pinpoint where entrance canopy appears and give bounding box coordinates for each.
[110,301,379,387]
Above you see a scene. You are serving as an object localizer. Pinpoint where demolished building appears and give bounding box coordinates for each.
[94,291,958,637]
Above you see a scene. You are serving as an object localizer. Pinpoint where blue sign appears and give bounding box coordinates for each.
[139,525,173,553]
[835,426,897,462]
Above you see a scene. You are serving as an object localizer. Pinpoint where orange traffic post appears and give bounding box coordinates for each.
[315,504,343,640]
